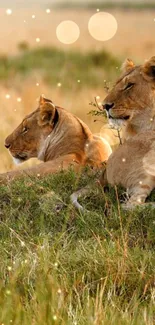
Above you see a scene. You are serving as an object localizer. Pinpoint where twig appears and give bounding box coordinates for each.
[94,96,102,111]
[104,80,110,93]
[89,96,106,118]
[116,128,122,145]
[89,96,123,145]
[108,126,122,145]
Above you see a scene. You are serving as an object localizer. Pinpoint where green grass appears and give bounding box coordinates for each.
[0,47,120,89]
[0,167,155,324]
[54,1,155,10]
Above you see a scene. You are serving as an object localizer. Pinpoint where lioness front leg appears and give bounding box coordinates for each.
[122,180,155,210]
[0,154,80,183]
[71,163,108,211]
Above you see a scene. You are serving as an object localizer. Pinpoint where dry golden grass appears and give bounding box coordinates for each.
[0,8,155,60]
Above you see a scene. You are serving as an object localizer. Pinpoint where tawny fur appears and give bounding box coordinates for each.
[1,95,112,182]
[102,56,155,207]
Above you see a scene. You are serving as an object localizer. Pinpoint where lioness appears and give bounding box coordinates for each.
[71,56,155,210]
[102,56,155,208]
[1,95,112,182]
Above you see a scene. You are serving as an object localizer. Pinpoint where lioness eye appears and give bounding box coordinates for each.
[124,82,135,91]
[22,126,28,134]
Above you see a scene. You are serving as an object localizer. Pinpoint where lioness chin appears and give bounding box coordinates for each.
[71,56,155,210]
[1,95,112,183]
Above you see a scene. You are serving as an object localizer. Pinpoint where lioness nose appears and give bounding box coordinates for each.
[5,143,11,149]
[103,103,114,111]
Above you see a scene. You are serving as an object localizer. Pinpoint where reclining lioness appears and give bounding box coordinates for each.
[1,95,112,182]
[102,56,155,208]
[71,56,155,210]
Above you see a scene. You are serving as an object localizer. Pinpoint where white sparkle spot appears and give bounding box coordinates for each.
[6,9,12,15]
[21,241,25,247]
[36,38,40,43]
[122,158,126,162]
[32,14,35,19]
[97,8,100,12]
[53,315,57,321]
[6,94,10,99]
[139,181,143,185]
[57,82,62,87]
[77,79,81,83]
[36,83,39,86]
[17,97,22,102]
[24,259,28,264]
[54,262,58,267]
[37,173,40,177]
[88,12,117,41]
[46,9,51,14]
[56,20,80,44]
[154,18,155,22]
[98,102,102,106]
[96,96,100,100]
[150,118,153,121]
[6,290,11,295]
[137,198,142,203]
[7,266,12,271]
[24,20,26,23]
[57,288,62,294]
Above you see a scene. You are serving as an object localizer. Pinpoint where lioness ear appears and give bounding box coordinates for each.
[39,95,46,106]
[143,56,155,79]
[38,96,56,126]
[121,58,135,73]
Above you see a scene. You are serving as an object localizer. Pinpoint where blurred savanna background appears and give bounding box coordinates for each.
[1,2,155,324]
[0,0,155,172]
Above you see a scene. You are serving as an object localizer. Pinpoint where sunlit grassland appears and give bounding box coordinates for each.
[0,168,155,324]
[0,46,155,324]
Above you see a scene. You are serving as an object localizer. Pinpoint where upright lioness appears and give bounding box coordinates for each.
[102,56,155,207]
[1,95,112,182]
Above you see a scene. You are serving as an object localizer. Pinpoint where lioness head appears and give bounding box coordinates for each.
[103,56,155,134]
[5,96,58,164]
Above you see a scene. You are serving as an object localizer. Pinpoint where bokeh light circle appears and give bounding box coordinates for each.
[56,20,80,44]
[6,9,12,15]
[88,12,117,41]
